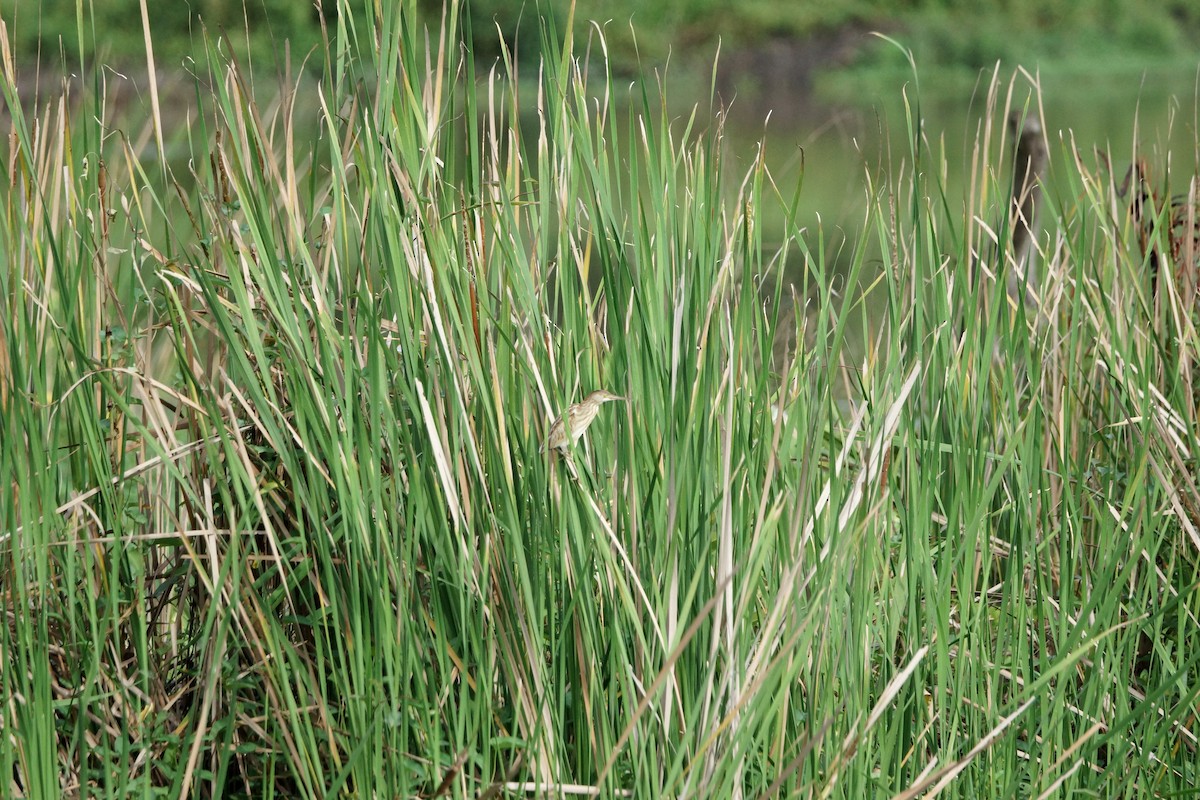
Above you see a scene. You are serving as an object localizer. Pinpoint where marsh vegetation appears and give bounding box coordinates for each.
[3,2,1200,797]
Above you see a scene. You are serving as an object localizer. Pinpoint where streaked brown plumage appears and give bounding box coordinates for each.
[543,390,624,453]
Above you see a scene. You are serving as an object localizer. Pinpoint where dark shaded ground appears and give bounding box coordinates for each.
[712,25,882,124]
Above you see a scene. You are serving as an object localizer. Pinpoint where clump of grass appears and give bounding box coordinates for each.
[2,2,1200,798]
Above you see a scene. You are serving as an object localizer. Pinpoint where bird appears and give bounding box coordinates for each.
[542,390,625,454]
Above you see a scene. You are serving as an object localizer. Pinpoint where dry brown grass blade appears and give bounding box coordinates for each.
[137,0,165,166]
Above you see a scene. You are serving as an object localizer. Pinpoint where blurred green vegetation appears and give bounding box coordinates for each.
[0,0,330,66]
[1,0,1198,77]
[848,0,1200,79]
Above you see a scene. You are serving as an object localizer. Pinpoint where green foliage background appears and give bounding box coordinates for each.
[3,0,1199,74]
[0,0,329,64]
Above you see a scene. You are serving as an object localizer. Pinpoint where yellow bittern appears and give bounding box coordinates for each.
[543,390,624,454]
